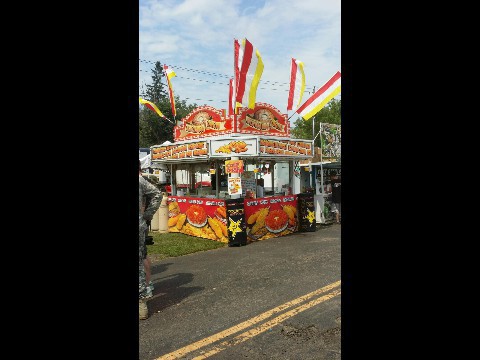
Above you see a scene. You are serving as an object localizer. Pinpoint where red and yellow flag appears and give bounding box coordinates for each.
[139,97,164,118]
[163,65,177,117]
[296,71,341,121]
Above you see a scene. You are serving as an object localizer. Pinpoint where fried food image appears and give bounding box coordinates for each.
[176,213,187,230]
[282,205,297,226]
[218,220,228,237]
[215,144,232,154]
[186,205,207,227]
[264,209,289,233]
[215,206,226,218]
[168,215,179,227]
[215,140,248,154]
[250,207,270,234]
[247,207,269,225]
[208,217,224,239]
[248,226,268,238]
[230,141,248,153]
[168,202,180,217]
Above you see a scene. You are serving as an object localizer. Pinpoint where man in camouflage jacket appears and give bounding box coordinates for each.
[139,163,162,319]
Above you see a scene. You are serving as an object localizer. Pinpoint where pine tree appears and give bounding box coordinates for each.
[145,61,168,102]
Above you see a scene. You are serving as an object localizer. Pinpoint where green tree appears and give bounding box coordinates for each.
[290,98,341,148]
[139,95,197,147]
[145,61,168,102]
[139,61,198,147]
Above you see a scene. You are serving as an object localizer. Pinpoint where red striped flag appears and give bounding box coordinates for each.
[296,71,341,121]
[287,58,306,111]
[163,65,177,117]
[235,38,264,109]
[228,78,234,116]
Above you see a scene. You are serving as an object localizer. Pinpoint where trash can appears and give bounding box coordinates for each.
[158,192,169,233]
[150,208,160,231]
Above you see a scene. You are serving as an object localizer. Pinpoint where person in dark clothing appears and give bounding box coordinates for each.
[139,161,162,319]
[330,175,341,224]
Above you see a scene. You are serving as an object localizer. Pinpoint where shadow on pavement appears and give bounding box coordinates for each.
[151,262,173,276]
[148,272,204,313]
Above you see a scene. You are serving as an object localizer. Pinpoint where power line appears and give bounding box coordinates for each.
[139,58,317,92]
[138,59,340,106]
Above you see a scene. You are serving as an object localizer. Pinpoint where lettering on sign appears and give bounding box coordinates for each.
[151,141,208,160]
[188,199,204,205]
[258,139,312,157]
[206,201,226,206]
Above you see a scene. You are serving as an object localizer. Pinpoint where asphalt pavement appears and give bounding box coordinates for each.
[140,223,341,360]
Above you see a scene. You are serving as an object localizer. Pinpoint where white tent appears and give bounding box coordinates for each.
[139,140,173,170]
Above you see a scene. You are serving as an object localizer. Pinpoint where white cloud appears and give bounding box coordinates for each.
[139,0,340,116]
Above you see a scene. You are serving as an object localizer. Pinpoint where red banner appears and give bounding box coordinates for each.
[244,195,298,242]
[167,196,228,243]
[174,106,233,141]
[236,103,290,137]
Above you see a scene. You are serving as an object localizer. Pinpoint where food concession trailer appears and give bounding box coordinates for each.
[151,102,316,246]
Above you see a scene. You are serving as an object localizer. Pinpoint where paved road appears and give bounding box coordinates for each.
[140,223,341,360]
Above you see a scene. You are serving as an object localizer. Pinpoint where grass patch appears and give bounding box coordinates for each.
[147,231,227,261]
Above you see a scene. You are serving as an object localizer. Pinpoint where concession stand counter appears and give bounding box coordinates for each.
[151,103,315,245]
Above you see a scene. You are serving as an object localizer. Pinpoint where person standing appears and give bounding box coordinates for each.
[139,161,162,320]
[330,174,341,224]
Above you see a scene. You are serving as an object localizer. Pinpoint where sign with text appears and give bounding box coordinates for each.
[166,196,228,243]
[317,167,341,179]
[209,138,258,157]
[228,177,242,195]
[236,103,290,137]
[151,141,209,161]
[258,138,313,158]
[241,178,256,197]
[225,160,244,174]
[244,195,299,242]
[174,106,233,141]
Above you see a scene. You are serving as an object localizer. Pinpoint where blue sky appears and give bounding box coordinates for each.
[139,0,340,119]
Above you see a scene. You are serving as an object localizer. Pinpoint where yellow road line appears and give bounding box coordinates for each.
[192,288,341,359]
[156,280,340,360]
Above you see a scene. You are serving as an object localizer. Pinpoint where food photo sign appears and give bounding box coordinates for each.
[209,137,258,157]
[167,196,228,243]
[227,177,242,195]
[244,195,298,242]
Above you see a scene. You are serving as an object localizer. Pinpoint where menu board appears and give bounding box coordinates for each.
[258,138,313,158]
[151,141,208,161]
[241,178,256,197]
[244,195,298,242]
[167,196,228,243]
